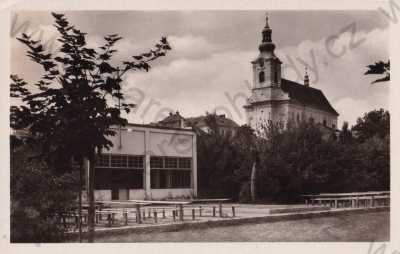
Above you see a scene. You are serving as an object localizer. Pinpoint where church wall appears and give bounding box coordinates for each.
[288,103,338,129]
[246,102,289,131]
[246,102,338,132]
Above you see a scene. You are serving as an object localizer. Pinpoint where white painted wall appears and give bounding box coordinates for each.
[129,189,146,200]
[149,189,194,200]
[105,129,145,155]
[149,131,193,157]
[288,103,338,129]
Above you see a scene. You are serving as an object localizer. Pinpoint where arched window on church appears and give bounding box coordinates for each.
[259,71,265,83]
[274,68,278,84]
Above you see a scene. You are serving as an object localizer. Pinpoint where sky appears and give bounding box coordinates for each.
[10,10,390,127]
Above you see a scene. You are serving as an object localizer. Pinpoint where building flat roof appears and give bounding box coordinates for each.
[124,122,195,133]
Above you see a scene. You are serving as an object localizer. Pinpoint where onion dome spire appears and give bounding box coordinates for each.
[259,13,276,52]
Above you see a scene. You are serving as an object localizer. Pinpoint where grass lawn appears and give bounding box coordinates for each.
[94,211,389,242]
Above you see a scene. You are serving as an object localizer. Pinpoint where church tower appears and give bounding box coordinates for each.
[244,14,339,134]
[253,14,282,88]
[244,14,289,131]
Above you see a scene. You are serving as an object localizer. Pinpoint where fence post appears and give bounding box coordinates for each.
[162,209,166,219]
[62,216,67,228]
[111,213,115,224]
[136,204,142,224]
[142,210,146,220]
[192,209,195,220]
[172,210,176,221]
[179,204,184,221]
[154,211,158,223]
[219,203,223,217]
[212,206,216,217]
[232,206,236,217]
[199,206,202,217]
[148,209,151,218]
[107,213,112,227]
[124,211,128,225]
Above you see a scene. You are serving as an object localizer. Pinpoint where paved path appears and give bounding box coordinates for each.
[93,211,389,242]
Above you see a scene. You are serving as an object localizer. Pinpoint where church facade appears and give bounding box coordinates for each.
[244,15,339,132]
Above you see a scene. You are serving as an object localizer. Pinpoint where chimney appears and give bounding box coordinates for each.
[304,67,310,87]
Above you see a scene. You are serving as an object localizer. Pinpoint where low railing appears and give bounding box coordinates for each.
[301,191,390,209]
[65,199,235,230]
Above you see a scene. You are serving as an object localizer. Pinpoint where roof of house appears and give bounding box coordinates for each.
[281,79,339,116]
[125,122,194,132]
[186,115,239,128]
[158,111,186,124]
[157,112,240,129]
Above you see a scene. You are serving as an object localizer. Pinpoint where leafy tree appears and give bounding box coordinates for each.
[11,136,79,242]
[365,60,390,84]
[352,109,390,143]
[197,110,390,203]
[338,121,353,144]
[10,12,170,242]
[197,114,255,200]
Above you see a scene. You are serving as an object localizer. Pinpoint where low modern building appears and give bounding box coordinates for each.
[91,123,197,201]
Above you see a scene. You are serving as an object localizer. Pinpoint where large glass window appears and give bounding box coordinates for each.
[95,168,143,189]
[150,156,164,168]
[150,156,192,189]
[98,154,110,167]
[165,157,178,168]
[128,155,143,168]
[111,154,127,168]
[170,170,191,188]
[95,153,145,190]
[179,158,191,169]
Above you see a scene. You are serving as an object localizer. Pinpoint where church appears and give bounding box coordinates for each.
[244,15,339,132]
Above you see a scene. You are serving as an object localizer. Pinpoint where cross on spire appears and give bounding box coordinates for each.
[265,12,270,28]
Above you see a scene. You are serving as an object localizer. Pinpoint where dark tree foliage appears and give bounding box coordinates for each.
[365,60,390,84]
[10,12,170,242]
[197,110,390,203]
[10,136,79,242]
[338,121,353,144]
[197,114,254,200]
[352,109,390,143]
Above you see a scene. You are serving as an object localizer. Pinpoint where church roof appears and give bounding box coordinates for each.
[281,79,339,116]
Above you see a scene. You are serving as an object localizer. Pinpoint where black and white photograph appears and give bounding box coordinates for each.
[2,0,398,248]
